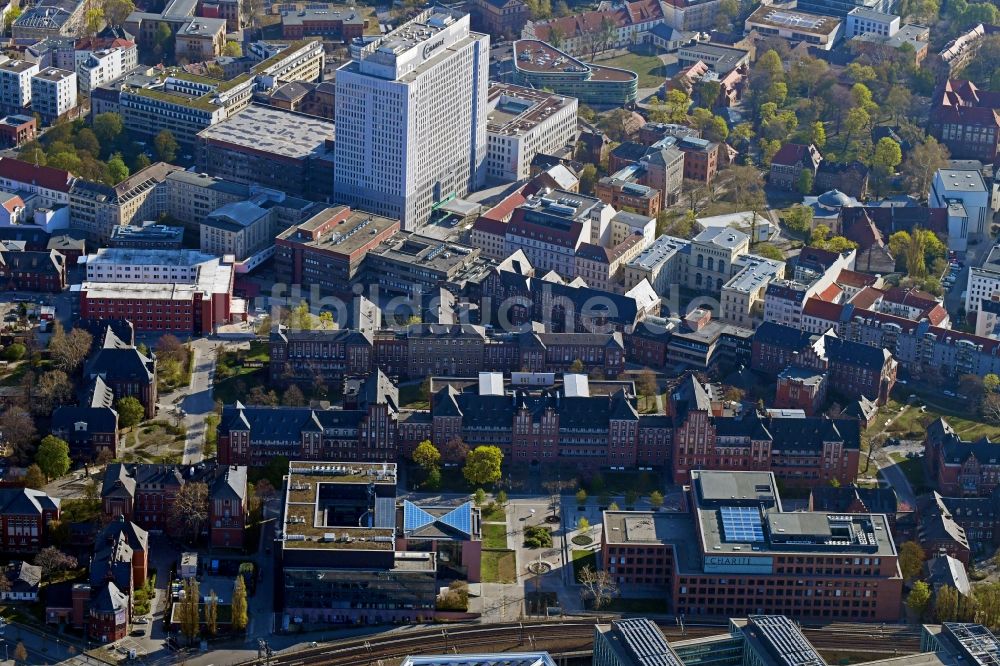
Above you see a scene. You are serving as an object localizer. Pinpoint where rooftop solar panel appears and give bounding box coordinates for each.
[403,500,435,532]
[439,501,474,537]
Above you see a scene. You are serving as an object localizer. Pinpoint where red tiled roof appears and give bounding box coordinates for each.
[771,143,817,167]
[849,286,883,310]
[883,286,941,311]
[481,190,527,221]
[836,268,878,288]
[925,304,949,326]
[802,298,845,322]
[0,158,72,192]
[817,282,842,303]
[471,216,508,236]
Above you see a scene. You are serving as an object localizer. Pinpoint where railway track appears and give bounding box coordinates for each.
[254,620,924,666]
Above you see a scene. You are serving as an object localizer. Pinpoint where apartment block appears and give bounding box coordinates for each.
[0,60,40,114]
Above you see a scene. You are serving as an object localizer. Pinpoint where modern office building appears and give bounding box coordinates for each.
[593,618,683,666]
[195,104,336,201]
[930,167,990,251]
[601,470,903,620]
[795,0,893,18]
[511,40,638,107]
[486,83,578,182]
[744,6,843,50]
[334,9,489,230]
[845,7,900,37]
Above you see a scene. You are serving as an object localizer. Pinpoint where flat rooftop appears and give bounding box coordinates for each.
[110,224,185,242]
[86,248,221,268]
[277,206,399,258]
[513,40,637,83]
[368,232,480,274]
[725,256,784,293]
[937,168,987,193]
[197,104,334,160]
[694,226,749,249]
[32,67,73,82]
[628,235,690,271]
[0,60,38,74]
[282,6,365,26]
[282,461,398,551]
[487,82,575,135]
[677,42,749,72]
[747,5,842,35]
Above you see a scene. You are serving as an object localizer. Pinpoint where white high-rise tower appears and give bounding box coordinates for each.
[333,9,489,230]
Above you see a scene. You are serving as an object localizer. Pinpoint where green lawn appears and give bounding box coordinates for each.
[586,52,664,88]
[481,504,506,522]
[882,394,1000,442]
[482,523,508,550]
[572,549,597,582]
[399,383,429,409]
[481,550,516,584]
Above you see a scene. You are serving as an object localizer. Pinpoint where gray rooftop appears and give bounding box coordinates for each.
[629,235,689,272]
[694,226,749,249]
[197,104,334,160]
[847,6,898,20]
[937,169,987,193]
[597,619,684,666]
[32,67,73,82]
[724,255,784,293]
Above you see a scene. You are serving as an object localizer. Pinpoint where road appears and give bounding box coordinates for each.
[156,338,218,465]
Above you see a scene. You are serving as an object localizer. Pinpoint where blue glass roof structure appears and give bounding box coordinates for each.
[720,505,764,543]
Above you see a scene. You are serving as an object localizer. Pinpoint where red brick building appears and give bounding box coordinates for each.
[768,142,822,191]
[101,463,248,548]
[677,136,719,184]
[601,470,903,621]
[84,328,158,419]
[0,488,61,553]
[0,115,36,148]
[774,366,826,415]
[280,7,367,40]
[929,79,1000,162]
[925,417,1000,497]
[0,249,67,292]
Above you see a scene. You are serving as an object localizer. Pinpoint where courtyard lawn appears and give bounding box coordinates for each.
[572,549,597,581]
[481,550,517,584]
[482,523,509,550]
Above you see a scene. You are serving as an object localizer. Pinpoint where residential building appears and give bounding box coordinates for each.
[30,68,77,123]
[195,104,336,201]
[0,60,40,114]
[485,83,578,183]
[744,6,843,50]
[0,249,67,292]
[69,162,181,243]
[845,7,900,37]
[0,115,36,148]
[929,79,1000,163]
[76,248,236,335]
[930,167,990,250]
[108,222,184,250]
[769,143,822,190]
[274,206,400,294]
[0,488,61,553]
[218,372,399,464]
[101,463,248,547]
[511,40,638,107]
[520,2,666,56]
[334,9,489,230]
[76,42,139,94]
[280,6,366,40]
[0,157,73,213]
[601,470,902,620]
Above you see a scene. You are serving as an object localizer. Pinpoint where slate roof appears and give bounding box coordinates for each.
[0,249,65,275]
[432,385,638,429]
[0,488,59,517]
[85,328,154,384]
[91,580,129,614]
[270,326,373,346]
[928,554,971,596]
[97,516,148,553]
[51,405,118,437]
[669,373,711,423]
[5,561,40,595]
[219,404,369,440]
[918,492,969,550]
[821,334,892,370]
[810,485,900,514]
[90,531,134,591]
[754,321,816,351]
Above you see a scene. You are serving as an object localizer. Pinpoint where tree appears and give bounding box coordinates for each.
[85,7,104,36]
[797,168,814,195]
[74,128,100,157]
[899,540,925,580]
[281,384,306,406]
[35,546,77,578]
[107,153,129,184]
[13,641,26,666]
[753,243,786,262]
[4,4,21,32]
[413,440,441,471]
[319,310,334,329]
[810,121,827,149]
[155,129,178,162]
[871,137,903,197]
[902,136,950,199]
[2,343,25,361]
[785,204,813,234]
[727,165,765,213]
[473,488,487,506]
[48,326,92,374]
[168,481,209,542]
[179,578,200,643]
[935,585,960,622]
[35,370,73,414]
[649,490,664,509]
[116,396,144,428]
[223,41,242,56]
[205,590,219,635]
[23,464,44,490]
[232,574,248,631]
[497,489,508,506]
[103,0,135,26]
[597,108,633,142]
[93,112,124,144]
[463,446,503,486]
[1,408,37,462]
[441,436,470,463]
[664,89,691,123]
[286,299,313,331]
[247,386,278,406]
[637,369,658,409]
[865,433,886,473]
[577,516,590,532]
[578,564,618,609]
[985,373,1000,393]
[576,488,588,507]
[907,580,931,617]
[35,435,70,481]
[579,164,598,195]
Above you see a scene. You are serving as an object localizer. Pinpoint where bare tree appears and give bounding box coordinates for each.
[34,546,78,579]
[48,328,92,374]
[985,393,1000,424]
[0,407,36,462]
[578,564,618,609]
[168,482,209,543]
[865,433,886,473]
